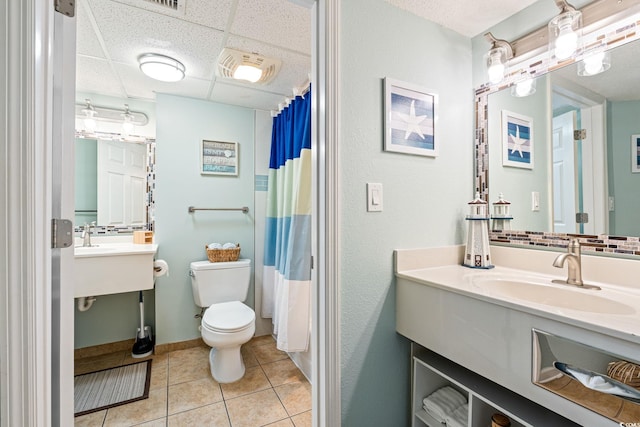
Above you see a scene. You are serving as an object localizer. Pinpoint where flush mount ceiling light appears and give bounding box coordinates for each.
[484,33,514,84]
[138,53,185,82]
[216,48,282,85]
[549,0,582,61]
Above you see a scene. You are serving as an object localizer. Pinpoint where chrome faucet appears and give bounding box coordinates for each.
[82,221,96,247]
[552,238,600,290]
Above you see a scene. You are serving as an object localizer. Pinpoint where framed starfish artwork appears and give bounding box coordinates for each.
[502,110,533,170]
[632,134,640,173]
[384,78,438,157]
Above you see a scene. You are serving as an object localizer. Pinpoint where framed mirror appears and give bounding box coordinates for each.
[475,10,640,258]
[75,135,155,233]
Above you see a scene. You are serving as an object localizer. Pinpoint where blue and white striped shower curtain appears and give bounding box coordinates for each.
[262,91,312,352]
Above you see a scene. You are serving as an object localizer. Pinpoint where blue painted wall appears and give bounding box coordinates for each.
[154,94,256,345]
[340,1,473,425]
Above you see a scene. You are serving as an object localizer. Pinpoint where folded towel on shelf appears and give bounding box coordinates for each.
[422,386,467,422]
[208,243,223,249]
[445,403,468,427]
[222,242,237,249]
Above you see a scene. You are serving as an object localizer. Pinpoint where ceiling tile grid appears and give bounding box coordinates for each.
[113,62,212,100]
[210,81,287,111]
[76,56,126,98]
[76,0,108,59]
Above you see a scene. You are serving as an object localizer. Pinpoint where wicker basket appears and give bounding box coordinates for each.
[205,244,240,263]
[607,360,640,389]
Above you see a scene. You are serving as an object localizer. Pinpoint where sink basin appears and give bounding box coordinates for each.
[74,242,158,297]
[472,277,636,315]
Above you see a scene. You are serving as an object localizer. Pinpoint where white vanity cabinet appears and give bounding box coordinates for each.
[411,346,580,427]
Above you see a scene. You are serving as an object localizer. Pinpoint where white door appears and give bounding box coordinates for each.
[97,140,147,226]
[580,105,607,234]
[552,111,578,233]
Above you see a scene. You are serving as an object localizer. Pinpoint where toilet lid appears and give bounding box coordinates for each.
[202,301,255,333]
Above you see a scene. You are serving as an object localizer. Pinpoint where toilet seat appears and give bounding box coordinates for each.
[202,301,255,333]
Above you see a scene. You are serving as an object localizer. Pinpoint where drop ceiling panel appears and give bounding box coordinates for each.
[210,82,286,111]
[76,56,126,98]
[232,0,311,55]
[113,62,211,100]
[86,0,225,79]
[76,0,107,59]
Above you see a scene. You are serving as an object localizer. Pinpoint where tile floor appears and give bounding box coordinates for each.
[74,336,311,427]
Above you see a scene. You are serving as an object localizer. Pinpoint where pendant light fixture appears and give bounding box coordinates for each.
[138,53,186,82]
[81,99,97,131]
[121,104,135,136]
[511,71,536,97]
[577,42,611,76]
[549,0,582,61]
[484,33,514,84]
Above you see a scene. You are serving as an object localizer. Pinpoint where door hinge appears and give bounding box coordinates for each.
[54,0,75,17]
[51,219,74,249]
[576,212,589,224]
[574,129,587,141]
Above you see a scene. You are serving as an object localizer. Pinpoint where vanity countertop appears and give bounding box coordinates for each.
[74,241,158,258]
[395,247,640,345]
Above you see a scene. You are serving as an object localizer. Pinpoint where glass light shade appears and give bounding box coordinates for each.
[122,118,135,136]
[233,65,263,83]
[82,110,97,131]
[139,54,185,82]
[577,50,611,76]
[511,73,536,97]
[549,10,582,61]
[486,47,507,84]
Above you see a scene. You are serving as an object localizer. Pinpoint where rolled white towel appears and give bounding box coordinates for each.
[422,386,467,422]
[445,403,468,427]
[222,242,237,249]
[208,243,223,249]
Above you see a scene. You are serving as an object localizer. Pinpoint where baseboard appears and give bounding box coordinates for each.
[154,338,207,355]
[74,339,135,360]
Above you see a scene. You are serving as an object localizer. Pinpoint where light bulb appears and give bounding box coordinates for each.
[555,29,578,60]
[122,120,134,136]
[550,12,581,61]
[583,51,605,75]
[515,79,533,97]
[233,65,263,83]
[486,49,506,84]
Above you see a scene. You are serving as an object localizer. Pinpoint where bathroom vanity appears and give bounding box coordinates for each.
[395,245,640,427]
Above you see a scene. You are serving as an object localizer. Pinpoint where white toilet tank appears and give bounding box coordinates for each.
[190,259,251,307]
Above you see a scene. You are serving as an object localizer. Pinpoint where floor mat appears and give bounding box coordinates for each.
[74,360,152,417]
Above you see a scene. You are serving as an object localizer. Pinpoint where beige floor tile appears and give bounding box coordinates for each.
[240,345,259,369]
[123,352,168,367]
[149,362,168,391]
[168,376,223,415]
[74,409,106,426]
[168,347,211,385]
[252,343,288,365]
[226,389,288,427]
[220,366,271,400]
[261,359,306,387]
[264,419,294,427]
[290,410,311,427]
[274,381,312,416]
[133,418,167,426]
[246,335,275,348]
[103,388,167,427]
[75,351,127,375]
[167,402,230,427]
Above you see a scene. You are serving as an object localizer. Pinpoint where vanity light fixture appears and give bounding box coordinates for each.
[549,0,582,61]
[484,33,514,84]
[81,99,98,131]
[138,53,185,82]
[121,104,135,136]
[577,44,611,76]
[511,71,537,97]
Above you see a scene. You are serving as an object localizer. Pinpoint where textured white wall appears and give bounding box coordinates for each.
[340,1,473,425]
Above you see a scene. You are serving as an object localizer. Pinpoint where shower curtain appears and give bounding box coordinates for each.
[262,91,312,352]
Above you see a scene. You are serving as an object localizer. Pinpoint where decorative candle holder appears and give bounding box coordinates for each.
[464,192,494,269]
[491,193,513,231]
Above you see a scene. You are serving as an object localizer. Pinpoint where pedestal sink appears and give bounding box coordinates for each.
[74,241,158,297]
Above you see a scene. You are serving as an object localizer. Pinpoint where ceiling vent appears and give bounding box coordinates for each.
[216,48,282,85]
[141,0,185,14]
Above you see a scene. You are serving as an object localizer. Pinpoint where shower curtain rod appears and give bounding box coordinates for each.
[271,78,311,117]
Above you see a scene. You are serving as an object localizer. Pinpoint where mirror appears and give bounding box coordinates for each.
[75,136,154,231]
[476,22,640,257]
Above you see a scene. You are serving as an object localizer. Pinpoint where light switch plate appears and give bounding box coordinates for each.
[531,191,540,211]
[367,183,383,212]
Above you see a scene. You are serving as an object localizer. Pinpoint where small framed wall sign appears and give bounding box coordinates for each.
[502,110,533,170]
[384,78,438,157]
[632,134,640,173]
[200,140,238,176]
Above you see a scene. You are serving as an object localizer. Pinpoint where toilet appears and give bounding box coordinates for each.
[189,259,255,383]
